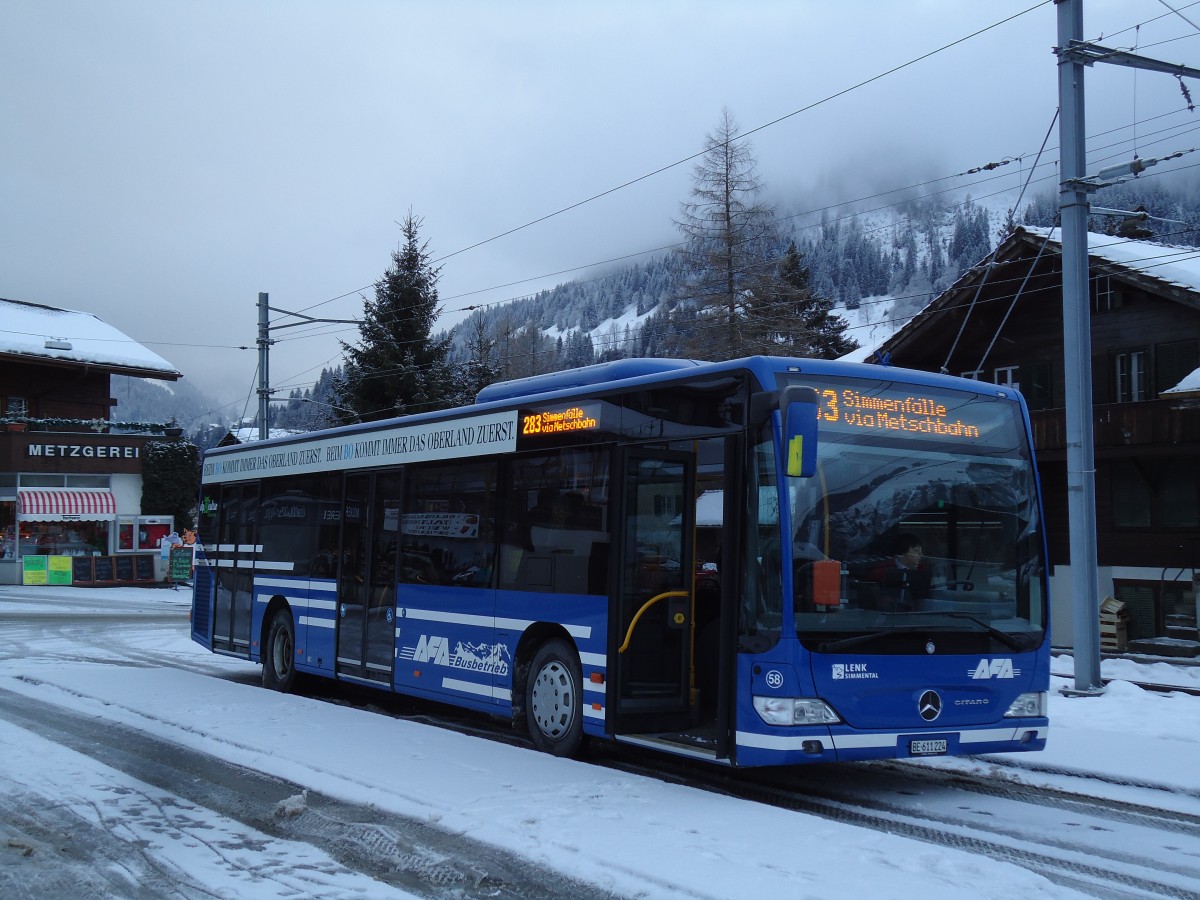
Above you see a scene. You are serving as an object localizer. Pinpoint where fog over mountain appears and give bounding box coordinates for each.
[123,175,1200,435]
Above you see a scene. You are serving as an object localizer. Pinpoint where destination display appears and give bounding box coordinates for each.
[519,403,600,438]
[797,376,1021,451]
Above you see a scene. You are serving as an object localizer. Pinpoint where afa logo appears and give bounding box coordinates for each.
[968,658,1021,680]
[411,634,451,666]
[401,634,511,676]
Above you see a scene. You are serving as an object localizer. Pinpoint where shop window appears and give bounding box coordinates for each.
[23,522,109,557]
[1114,349,1147,403]
[0,500,14,560]
[138,522,171,551]
[67,475,111,488]
[19,475,66,488]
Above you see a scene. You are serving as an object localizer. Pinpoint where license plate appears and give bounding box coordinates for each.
[910,739,948,756]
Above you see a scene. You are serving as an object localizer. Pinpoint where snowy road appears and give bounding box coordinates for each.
[2,585,1198,898]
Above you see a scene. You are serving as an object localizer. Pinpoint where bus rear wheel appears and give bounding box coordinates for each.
[526,639,583,757]
[263,609,297,693]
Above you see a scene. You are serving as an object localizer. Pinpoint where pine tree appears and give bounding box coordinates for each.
[337,213,453,422]
[451,312,500,405]
[742,243,857,359]
[675,108,778,360]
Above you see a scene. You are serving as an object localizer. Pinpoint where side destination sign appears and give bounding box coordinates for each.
[202,410,518,483]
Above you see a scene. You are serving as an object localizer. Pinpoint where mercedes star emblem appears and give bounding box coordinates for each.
[918,690,942,721]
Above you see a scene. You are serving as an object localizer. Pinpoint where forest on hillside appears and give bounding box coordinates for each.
[150,172,1200,443]
[440,175,1200,385]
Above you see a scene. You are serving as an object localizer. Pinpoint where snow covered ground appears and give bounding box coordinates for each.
[2,585,1198,898]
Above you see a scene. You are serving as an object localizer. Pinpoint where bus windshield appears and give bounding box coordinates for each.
[783,375,1046,654]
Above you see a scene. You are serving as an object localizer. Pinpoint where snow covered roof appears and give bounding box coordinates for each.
[0,297,181,379]
[1162,366,1200,398]
[1023,226,1200,302]
[220,425,309,445]
[868,227,1200,392]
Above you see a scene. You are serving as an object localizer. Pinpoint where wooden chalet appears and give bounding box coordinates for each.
[860,226,1200,649]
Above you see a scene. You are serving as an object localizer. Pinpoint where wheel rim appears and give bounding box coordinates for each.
[530,658,576,741]
[272,623,293,679]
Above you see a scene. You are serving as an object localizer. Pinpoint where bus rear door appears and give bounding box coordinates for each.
[335,472,399,685]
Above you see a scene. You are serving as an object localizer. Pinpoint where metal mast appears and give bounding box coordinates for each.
[1054,0,1200,692]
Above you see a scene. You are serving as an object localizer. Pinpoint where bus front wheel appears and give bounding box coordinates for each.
[263,609,297,693]
[526,639,583,757]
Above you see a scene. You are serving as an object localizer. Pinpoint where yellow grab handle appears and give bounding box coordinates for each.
[618,590,689,654]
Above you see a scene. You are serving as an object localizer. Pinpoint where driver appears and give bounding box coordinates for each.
[868,532,931,612]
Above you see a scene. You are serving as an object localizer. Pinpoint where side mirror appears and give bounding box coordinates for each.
[782,386,819,478]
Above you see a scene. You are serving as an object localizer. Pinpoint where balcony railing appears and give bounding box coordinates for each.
[1030,399,1200,452]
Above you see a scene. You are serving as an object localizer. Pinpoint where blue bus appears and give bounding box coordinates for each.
[190,356,1049,766]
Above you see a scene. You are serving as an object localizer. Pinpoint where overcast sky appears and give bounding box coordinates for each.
[4,0,1199,412]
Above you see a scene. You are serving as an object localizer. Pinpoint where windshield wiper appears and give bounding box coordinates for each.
[818,625,930,653]
[928,611,1032,651]
[817,612,1033,654]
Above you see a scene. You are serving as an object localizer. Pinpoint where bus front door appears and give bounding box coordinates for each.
[335,473,399,685]
[612,448,695,735]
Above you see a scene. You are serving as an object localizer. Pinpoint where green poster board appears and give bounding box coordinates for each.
[48,555,73,585]
[21,555,48,585]
[169,547,193,581]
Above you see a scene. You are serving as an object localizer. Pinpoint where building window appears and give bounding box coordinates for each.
[1091,275,1123,313]
[993,366,1019,390]
[960,369,983,380]
[1114,349,1147,403]
[1156,461,1199,528]
[1111,461,1152,527]
[4,397,28,417]
[1111,459,1198,529]
[1155,339,1198,398]
[1024,361,1053,410]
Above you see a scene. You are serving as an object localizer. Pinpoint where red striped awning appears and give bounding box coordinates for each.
[17,489,118,521]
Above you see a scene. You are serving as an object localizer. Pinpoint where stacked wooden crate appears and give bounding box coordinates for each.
[1099,597,1129,653]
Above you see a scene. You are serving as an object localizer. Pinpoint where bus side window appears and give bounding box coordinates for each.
[399,459,497,588]
[500,448,610,596]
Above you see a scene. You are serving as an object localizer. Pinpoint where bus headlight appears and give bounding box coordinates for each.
[1004,692,1047,718]
[753,696,842,726]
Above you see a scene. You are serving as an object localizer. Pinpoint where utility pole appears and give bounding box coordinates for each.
[257,292,271,442]
[1054,0,1200,693]
[255,292,358,442]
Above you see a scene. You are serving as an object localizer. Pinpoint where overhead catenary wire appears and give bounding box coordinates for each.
[231,4,1200,408]
[266,82,1200,353]
[941,109,1060,374]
